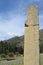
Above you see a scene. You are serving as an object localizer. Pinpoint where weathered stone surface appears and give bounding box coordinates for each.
[24,6,39,65]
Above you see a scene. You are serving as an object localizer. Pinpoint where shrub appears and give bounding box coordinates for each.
[1,54,6,58]
[8,53,14,57]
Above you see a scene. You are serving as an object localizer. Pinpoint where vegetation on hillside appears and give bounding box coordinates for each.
[0,41,24,55]
[39,29,43,53]
[0,29,43,55]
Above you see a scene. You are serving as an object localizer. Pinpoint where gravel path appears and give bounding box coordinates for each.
[0,57,24,65]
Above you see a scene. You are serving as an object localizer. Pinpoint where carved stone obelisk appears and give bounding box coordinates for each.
[24,6,39,65]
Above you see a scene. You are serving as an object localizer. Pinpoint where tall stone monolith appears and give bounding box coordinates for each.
[24,6,39,65]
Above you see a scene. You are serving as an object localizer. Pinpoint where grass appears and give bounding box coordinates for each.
[12,63,23,65]
[0,54,43,65]
[0,55,24,65]
[40,54,43,65]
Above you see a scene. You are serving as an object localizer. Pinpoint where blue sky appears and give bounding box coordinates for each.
[0,0,43,40]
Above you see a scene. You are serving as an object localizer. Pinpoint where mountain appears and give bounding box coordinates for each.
[39,29,43,53]
[6,29,43,44]
[1,29,43,47]
[4,29,43,47]
[1,29,43,53]
[39,29,43,41]
[6,35,24,47]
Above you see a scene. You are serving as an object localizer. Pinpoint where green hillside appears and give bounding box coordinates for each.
[5,29,43,53]
[39,29,43,53]
[6,35,24,47]
[0,29,43,54]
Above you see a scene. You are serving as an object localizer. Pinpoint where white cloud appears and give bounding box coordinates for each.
[0,11,26,40]
[8,32,15,36]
